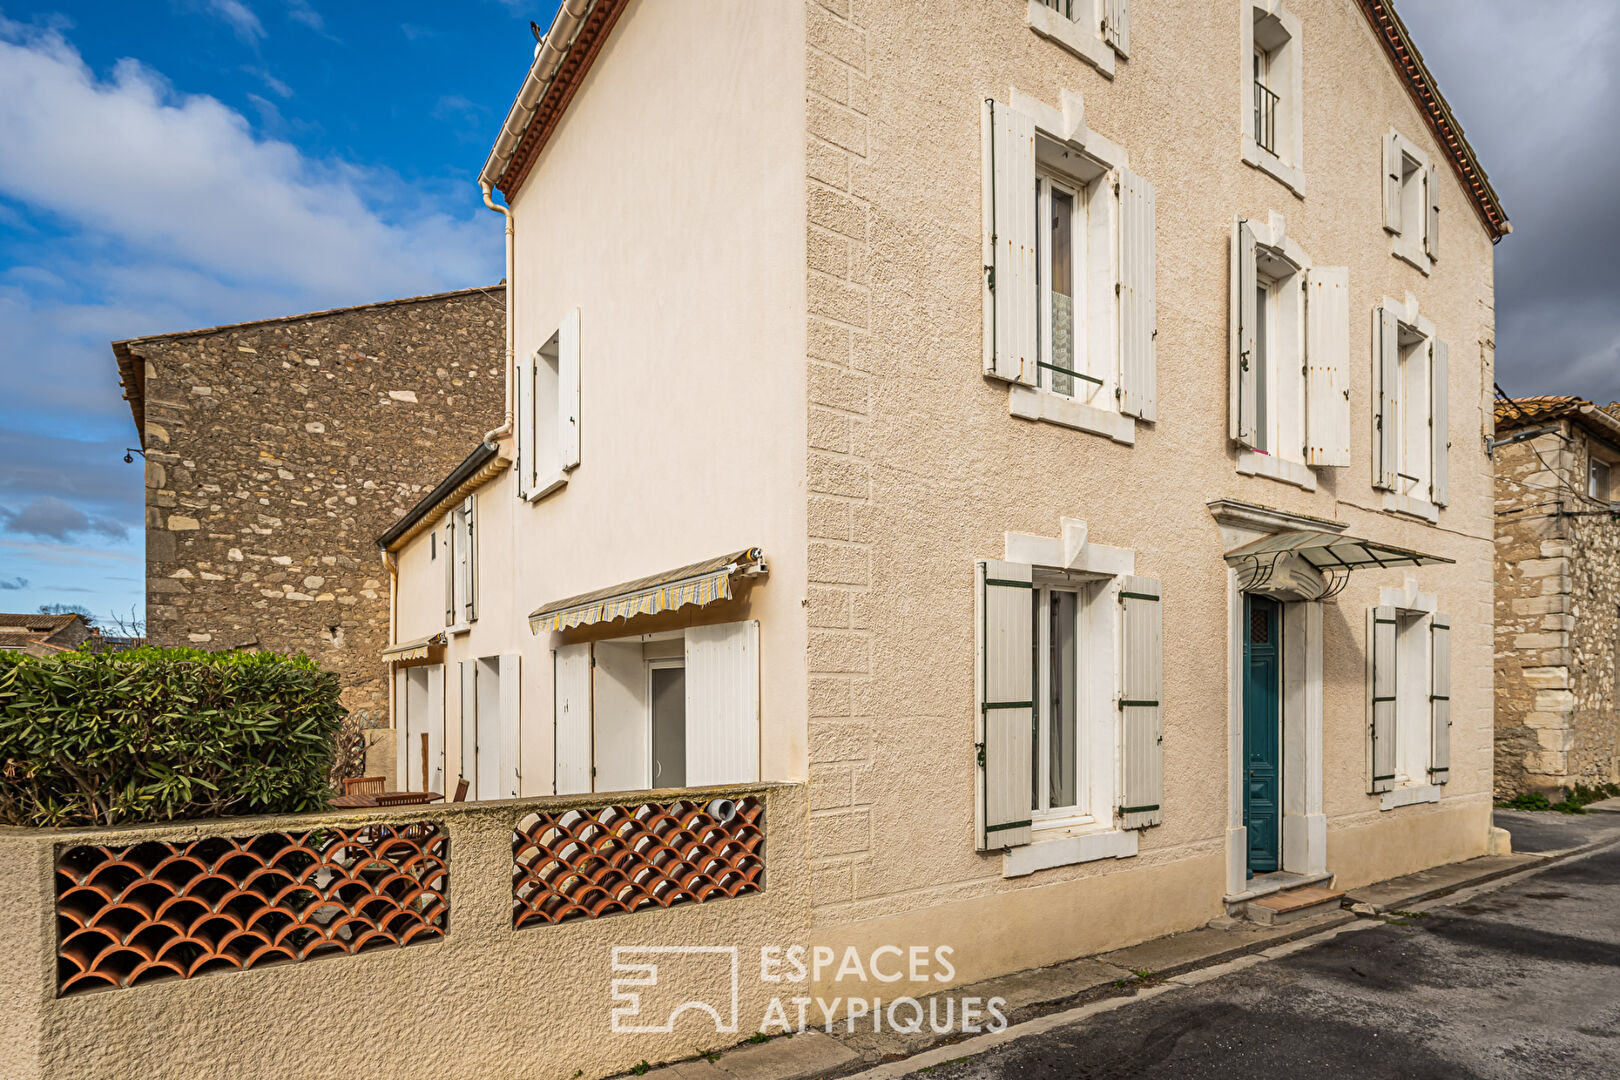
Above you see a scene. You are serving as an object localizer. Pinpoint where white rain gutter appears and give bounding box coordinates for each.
[477,0,593,445]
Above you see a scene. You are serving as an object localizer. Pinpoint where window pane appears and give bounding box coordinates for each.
[1031,589,1041,810]
[1049,590,1078,810]
[1254,283,1269,452]
[1050,189,1075,396]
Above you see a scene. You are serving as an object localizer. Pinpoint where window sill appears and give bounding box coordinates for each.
[1026,0,1115,79]
[1002,825,1137,878]
[1381,783,1442,811]
[1382,492,1439,523]
[1392,242,1433,277]
[446,623,472,637]
[1010,384,1136,445]
[523,469,569,504]
[1236,450,1317,492]
[1241,138,1306,198]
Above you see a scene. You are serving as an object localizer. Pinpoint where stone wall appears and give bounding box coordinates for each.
[125,288,504,715]
[1494,419,1620,794]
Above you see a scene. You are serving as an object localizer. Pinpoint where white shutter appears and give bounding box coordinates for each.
[1120,576,1163,829]
[1372,306,1400,490]
[982,99,1037,385]
[1231,220,1258,446]
[1383,133,1402,233]
[499,653,521,797]
[463,497,477,623]
[1119,167,1156,421]
[517,345,533,497]
[1431,338,1449,507]
[684,620,761,786]
[975,559,1033,850]
[1103,0,1130,55]
[1429,616,1451,785]
[1304,266,1351,467]
[1368,606,1397,794]
[554,642,593,794]
[394,666,409,786]
[425,664,445,794]
[443,522,455,625]
[558,306,581,471]
[1425,163,1440,259]
[460,659,477,798]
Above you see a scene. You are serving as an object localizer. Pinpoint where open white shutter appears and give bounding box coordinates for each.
[1119,167,1157,421]
[1368,606,1397,794]
[499,653,521,797]
[394,666,409,785]
[443,522,455,625]
[1305,266,1351,467]
[1425,164,1440,259]
[982,100,1037,385]
[460,660,477,797]
[1103,0,1130,55]
[516,342,533,497]
[1120,576,1163,829]
[1431,338,1449,507]
[1429,616,1451,785]
[684,620,760,786]
[1231,220,1258,445]
[976,560,1033,850]
[1372,307,1400,490]
[1383,133,1402,233]
[558,307,580,471]
[426,664,445,794]
[554,642,593,794]
[464,497,477,623]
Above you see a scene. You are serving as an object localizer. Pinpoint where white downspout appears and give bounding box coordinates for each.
[482,181,515,444]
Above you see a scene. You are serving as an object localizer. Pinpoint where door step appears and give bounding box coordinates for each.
[1244,885,1346,926]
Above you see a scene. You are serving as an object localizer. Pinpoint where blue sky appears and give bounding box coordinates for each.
[0,1,559,626]
[0,1,1615,628]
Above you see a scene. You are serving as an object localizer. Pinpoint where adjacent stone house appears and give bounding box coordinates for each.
[113,287,504,714]
[1494,396,1620,796]
[0,612,100,655]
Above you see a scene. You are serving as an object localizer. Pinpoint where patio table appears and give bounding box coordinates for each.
[330,791,443,809]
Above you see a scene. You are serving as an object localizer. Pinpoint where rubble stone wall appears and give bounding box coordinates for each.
[131,288,504,715]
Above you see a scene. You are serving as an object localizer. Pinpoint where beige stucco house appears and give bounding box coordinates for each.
[382,0,1508,1007]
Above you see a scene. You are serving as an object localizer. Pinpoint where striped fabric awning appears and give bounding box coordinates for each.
[381,632,446,662]
[529,548,764,634]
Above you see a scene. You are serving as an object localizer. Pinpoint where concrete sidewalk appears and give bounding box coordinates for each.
[628,811,1620,1080]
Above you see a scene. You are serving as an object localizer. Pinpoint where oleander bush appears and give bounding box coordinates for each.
[0,646,344,827]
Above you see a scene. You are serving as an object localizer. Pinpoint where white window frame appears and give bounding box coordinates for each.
[1375,294,1445,521]
[1001,88,1138,446]
[518,307,580,503]
[1375,582,1444,810]
[1027,0,1129,79]
[1385,130,1436,275]
[1029,575,1114,830]
[1001,520,1140,877]
[445,495,476,633]
[1240,1,1305,197]
[1591,458,1613,502]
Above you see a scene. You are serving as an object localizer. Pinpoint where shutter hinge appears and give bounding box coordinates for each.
[975,742,986,768]
[1115,281,1121,296]
[983,263,996,292]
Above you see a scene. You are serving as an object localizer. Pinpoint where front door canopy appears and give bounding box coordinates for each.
[1224,529,1452,598]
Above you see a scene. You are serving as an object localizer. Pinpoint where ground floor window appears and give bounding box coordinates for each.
[1369,604,1451,795]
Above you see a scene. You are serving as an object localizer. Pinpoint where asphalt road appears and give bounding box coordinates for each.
[918,842,1620,1080]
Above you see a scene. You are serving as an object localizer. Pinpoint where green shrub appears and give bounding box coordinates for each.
[0,647,344,827]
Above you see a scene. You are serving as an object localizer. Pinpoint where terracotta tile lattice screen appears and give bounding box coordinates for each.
[56,825,448,994]
[512,796,764,927]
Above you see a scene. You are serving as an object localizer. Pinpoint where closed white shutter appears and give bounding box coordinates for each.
[1119,167,1157,421]
[1368,606,1397,794]
[982,99,1037,386]
[463,497,477,623]
[1383,133,1402,233]
[443,522,455,625]
[1372,307,1400,491]
[1425,164,1440,259]
[976,559,1033,850]
[1431,338,1449,506]
[1120,576,1163,829]
[684,620,760,786]
[554,642,593,794]
[499,653,522,797]
[459,659,477,797]
[1231,219,1258,446]
[1305,266,1351,467]
[1429,616,1451,785]
[426,664,445,794]
[558,306,581,471]
[1103,0,1130,55]
[394,666,409,785]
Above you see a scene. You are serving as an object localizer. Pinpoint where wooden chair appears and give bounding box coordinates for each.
[343,776,385,797]
[452,777,469,803]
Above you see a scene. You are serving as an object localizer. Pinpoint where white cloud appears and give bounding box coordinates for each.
[204,0,265,42]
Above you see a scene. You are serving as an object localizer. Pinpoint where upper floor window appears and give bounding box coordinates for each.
[1372,297,1450,517]
[1027,0,1130,78]
[518,307,580,501]
[443,495,476,629]
[1230,213,1350,490]
[1241,2,1304,196]
[983,90,1156,445]
[1590,458,1612,501]
[1383,131,1440,273]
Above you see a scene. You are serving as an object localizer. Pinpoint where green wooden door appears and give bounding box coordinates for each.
[1243,596,1281,875]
